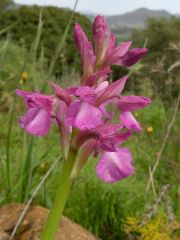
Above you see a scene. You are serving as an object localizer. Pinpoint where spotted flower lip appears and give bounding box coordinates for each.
[16,15,151,184]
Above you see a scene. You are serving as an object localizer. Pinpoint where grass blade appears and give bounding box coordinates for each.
[46,0,79,78]
[0,24,15,36]
[29,9,43,90]
[5,94,16,202]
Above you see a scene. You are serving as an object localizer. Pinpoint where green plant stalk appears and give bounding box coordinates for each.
[41,148,76,240]
[22,137,34,202]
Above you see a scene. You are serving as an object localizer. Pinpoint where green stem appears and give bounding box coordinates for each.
[41,148,76,240]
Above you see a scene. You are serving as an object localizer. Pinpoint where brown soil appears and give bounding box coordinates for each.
[0,204,98,240]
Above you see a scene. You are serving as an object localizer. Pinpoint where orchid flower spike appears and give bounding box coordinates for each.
[16,15,151,184]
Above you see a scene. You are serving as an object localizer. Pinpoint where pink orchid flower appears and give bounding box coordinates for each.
[16,15,151,184]
[74,15,148,86]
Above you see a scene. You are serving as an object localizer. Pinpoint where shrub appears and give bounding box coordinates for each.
[0,5,92,74]
[132,17,180,104]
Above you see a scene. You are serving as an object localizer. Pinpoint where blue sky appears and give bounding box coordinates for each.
[14,0,180,15]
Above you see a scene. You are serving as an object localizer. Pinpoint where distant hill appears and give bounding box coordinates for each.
[107,8,172,30]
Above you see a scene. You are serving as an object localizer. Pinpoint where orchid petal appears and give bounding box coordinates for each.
[84,68,111,86]
[67,101,103,130]
[95,81,109,94]
[104,41,132,66]
[118,95,151,112]
[96,148,134,183]
[16,89,33,97]
[120,112,142,132]
[16,89,53,111]
[106,33,116,56]
[96,76,128,106]
[66,87,78,95]
[98,130,131,152]
[51,83,71,105]
[93,16,110,66]
[74,23,95,79]
[114,41,133,58]
[98,137,118,152]
[16,89,53,136]
[91,123,121,137]
[20,107,51,136]
[118,48,148,67]
[76,86,96,104]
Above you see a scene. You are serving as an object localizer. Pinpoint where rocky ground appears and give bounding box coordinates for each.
[0,204,98,240]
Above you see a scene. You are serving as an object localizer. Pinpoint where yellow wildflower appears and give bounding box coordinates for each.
[124,212,179,240]
[134,112,139,117]
[21,71,28,81]
[146,126,153,133]
[40,163,46,169]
